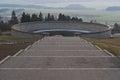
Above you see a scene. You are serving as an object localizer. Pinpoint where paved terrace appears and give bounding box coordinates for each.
[0,36,120,80]
[13,22,108,33]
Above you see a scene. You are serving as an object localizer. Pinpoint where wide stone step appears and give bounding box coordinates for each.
[0,36,120,80]
[36,42,92,45]
[41,37,85,41]
[29,45,98,50]
[19,50,109,56]
[0,69,120,80]
[0,57,120,68]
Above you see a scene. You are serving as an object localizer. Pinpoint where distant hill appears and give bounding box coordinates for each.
[0,8,25,13]
[64,4,95,10]
[106,6,120,11]
[14,9,25,13]
[0,8,10,13]
[0,4,54,9]
[0,4,95,10]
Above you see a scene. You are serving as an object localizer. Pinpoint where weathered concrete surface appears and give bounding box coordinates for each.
[12,22,112,38]
[13,22,108,32]
[19,50,108,56]
[0,57,120,68]
[0,36,120,80]
[0,69,120,80]
[18,36,108,56]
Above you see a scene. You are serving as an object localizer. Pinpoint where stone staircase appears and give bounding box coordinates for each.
[0,36,120,80]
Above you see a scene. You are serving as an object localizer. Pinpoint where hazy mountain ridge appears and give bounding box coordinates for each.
[0,8,25,14]
[0,8,10,13]
[106,6,120,11]
[65,4,95,10]
[0,4,95,10]
[0,4,53,9]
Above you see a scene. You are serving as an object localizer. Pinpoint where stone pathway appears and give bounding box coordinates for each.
[0,36,120,80]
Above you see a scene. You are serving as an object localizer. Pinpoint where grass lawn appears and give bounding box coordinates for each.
[0,34,39,61]
[0,44,28,60]
[84,37,120,56]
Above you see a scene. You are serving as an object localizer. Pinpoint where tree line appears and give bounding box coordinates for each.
[0,11,18,32]
[20,12,83,23]
[112,23,120,34]
[2,10,120,34]
[13,11,120,34]
[0,11,83,32]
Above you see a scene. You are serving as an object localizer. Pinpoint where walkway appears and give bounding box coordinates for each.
[0,36,120,80]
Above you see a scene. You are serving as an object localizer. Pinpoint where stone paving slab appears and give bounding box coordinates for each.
[0,57,120,68]
[40,37,88,42]
[29,45,98,50]
[0,69,120,80]
[37,42,92,45]
[42,36,83,40]
[19,50,109,56]
[41,39,84,42]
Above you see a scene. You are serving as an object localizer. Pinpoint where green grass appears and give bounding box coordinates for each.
[0,35,15,42]
[84,37,120,56]
[0,34,39,60]
[0,35,38,42]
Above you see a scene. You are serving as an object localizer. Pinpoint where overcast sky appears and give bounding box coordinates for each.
[0,0,120,9]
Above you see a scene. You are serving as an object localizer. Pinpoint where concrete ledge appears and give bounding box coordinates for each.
[0,68,120,70]
[11,56,116,58]
[104,49,114,56]
[89,42,93,46]
[95,45,102,51]
[24,45,32,51]
[32,41,38,46]
[0,56,10,65]
[13,49,24,57]
[11,22,111,39]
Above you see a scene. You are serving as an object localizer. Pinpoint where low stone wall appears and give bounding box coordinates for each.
[11,21,112,39]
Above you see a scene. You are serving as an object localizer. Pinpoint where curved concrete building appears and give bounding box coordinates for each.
[11,21,112,38]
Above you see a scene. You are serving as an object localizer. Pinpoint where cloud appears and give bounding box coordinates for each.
[1,0,120,4]
[0,0,120,6]
[0,0,106,4]
[21,0,95,3]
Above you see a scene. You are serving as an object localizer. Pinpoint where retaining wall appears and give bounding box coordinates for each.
[11,21,112,38]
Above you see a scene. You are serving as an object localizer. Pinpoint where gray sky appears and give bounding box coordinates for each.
[0,0,120,9]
